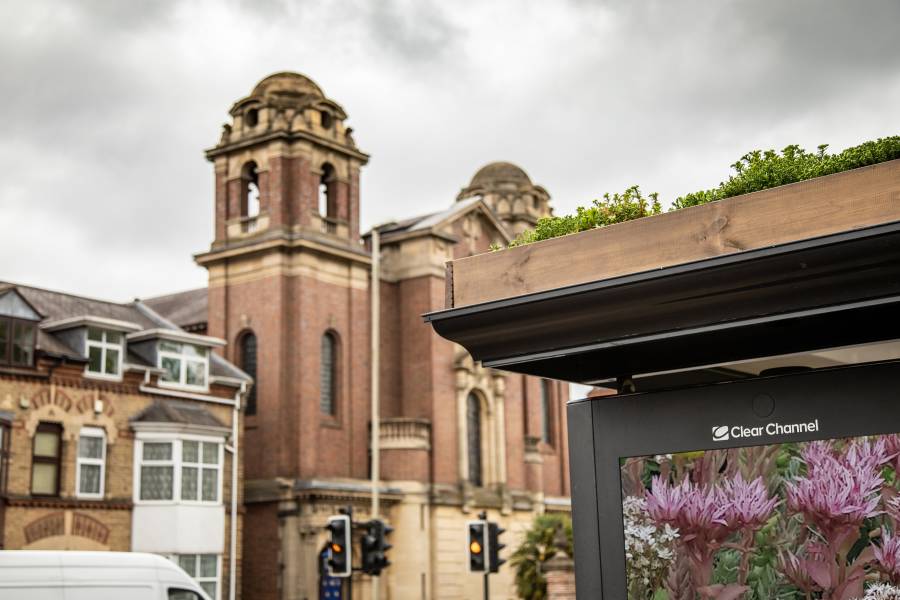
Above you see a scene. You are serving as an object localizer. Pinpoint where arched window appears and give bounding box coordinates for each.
[240,332,258,416]
[245,108,259,128]
[318,163,335,218]
[541,379,552,444]
[320,332,337,415]
[242,161,260,218]
[466,392,482,486]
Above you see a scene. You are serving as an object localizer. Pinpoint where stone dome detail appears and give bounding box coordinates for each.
[217,71,357,151]
[469,162,533,188]
[457,161,552,237]
[250,72,325,103]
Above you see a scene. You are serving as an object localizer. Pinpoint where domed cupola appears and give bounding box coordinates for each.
[457,162,552,236]
[203,71,369,250]
[216,72,356,149]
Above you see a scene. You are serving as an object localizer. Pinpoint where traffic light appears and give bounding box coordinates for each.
[325,514,352,577]
[361,519,393,575]
[467,520,488,572]
[488,522,506,573]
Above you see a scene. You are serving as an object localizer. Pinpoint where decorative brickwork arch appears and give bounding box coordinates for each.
[23,511,110,550]
[25,387,77,440]
[25,388,117,443]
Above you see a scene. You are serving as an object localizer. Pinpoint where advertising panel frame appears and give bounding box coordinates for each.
[568,360,900,599]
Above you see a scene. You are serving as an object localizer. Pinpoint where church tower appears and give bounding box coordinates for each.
[188,73,571,600]
[195,74,372,599]
[197,70,371,476]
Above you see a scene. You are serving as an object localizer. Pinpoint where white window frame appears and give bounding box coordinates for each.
[137,439,175,502]
[168,554,221,600]
[134,434,224,506]
[76,426,106,499]
[84,328,124,380]
[158,341,210,392]
[179,439,222,503]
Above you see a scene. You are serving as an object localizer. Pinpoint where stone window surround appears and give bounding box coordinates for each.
[455,350,507,491]
[133,430,225,507]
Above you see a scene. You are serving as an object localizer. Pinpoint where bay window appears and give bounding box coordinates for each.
[140,441,174,500]
[137,438,222,504]
[158,341,209,389]
[171,554,220,600]
[76,427,106,498]
[85,328,123,378]
[180,440,219,502]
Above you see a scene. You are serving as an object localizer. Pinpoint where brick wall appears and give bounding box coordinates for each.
[241,501,279,600]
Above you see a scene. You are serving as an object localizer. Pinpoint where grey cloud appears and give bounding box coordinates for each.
[359,0,460,65]
[1,0,899,302]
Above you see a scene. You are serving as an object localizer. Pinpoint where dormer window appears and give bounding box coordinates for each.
[0,289,40,368]
[85,328,123,379]
[159,341,209,390]
[0,317,36,367]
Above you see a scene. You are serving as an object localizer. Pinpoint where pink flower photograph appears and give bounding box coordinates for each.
[621,435,900,600]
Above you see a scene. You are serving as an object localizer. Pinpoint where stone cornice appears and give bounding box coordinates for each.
[195,231,372,268]
[204,129,369,163]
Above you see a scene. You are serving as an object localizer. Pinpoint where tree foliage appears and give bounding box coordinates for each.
[510,513,574,600]
[503,136,900,248]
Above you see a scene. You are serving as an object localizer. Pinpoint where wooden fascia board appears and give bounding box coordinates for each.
[447,159,900,308]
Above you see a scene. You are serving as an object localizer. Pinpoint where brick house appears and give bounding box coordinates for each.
[145,72,572,600]
[0,283,250,599]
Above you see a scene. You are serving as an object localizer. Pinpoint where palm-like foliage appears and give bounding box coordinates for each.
[510,514,573,600]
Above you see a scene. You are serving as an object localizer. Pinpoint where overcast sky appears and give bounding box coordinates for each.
[1,0,899,303]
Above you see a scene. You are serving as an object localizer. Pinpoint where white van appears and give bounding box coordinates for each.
[0,551,211,600]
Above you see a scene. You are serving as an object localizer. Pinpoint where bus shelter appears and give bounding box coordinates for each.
[426,159,900,599]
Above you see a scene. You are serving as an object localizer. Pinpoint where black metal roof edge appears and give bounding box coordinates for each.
[482,294,900,370]
[423,219,900,323]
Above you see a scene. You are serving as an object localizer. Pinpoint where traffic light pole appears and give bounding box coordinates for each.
[371,225,381,600]
[479,511,490,600]
[340,506,353,600]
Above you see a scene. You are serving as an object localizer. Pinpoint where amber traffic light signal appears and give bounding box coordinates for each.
[467,520,488,572]
[325,514,352,577]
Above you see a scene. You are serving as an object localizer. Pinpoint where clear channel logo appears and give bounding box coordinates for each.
[711,419,819,442]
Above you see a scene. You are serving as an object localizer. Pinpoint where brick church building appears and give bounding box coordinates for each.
[148,72,571,600]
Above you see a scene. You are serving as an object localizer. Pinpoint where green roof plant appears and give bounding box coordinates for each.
[500,136,900,249]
